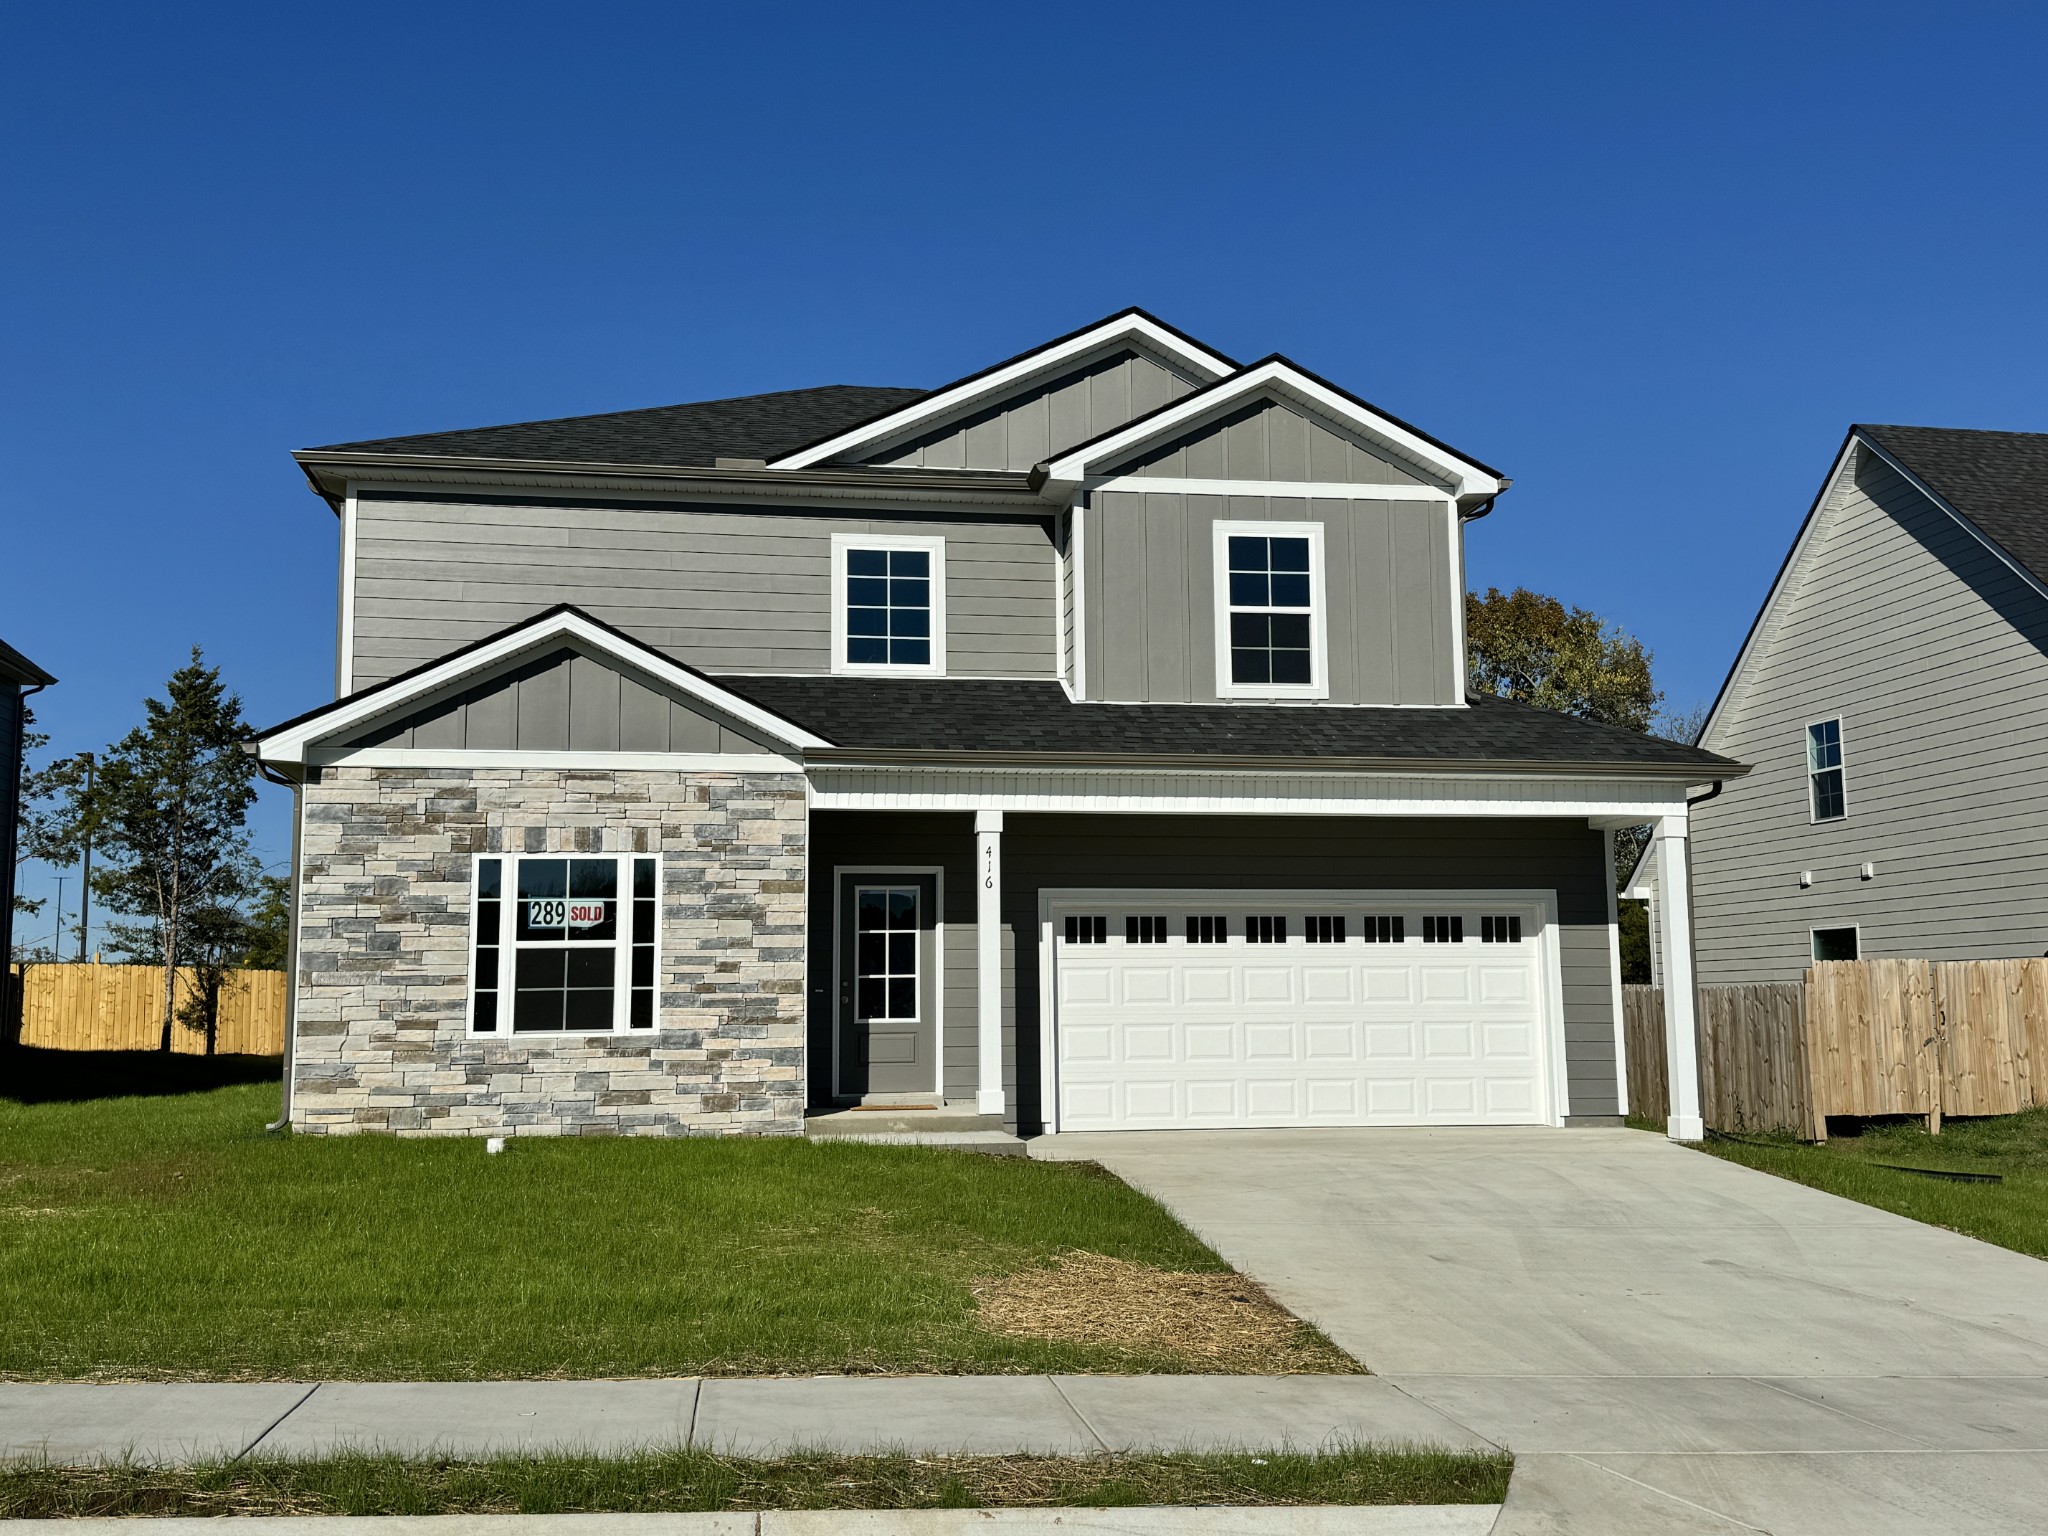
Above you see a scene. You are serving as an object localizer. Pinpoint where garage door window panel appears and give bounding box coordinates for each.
[1053,895,1551,1133]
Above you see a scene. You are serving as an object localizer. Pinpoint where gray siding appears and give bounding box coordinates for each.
[862,348,1200,472]
[1110,397,1441,487]
[344,646,771,753]
[1690,443,2048,981]
[1082,491,1459,705]
[808,812,1619,1128]
[350,495,1058,688]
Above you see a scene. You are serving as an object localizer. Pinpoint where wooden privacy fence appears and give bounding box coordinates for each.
[1625,958,2048,1137]
[5,962,286,1055]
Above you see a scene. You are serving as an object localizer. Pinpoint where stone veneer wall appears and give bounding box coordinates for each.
[292,767,807,1136]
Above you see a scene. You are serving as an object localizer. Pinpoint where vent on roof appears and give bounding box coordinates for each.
[715,457,768,470]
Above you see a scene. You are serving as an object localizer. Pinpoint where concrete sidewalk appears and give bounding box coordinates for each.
[0,1375,1494,1465]
[0,1514,1499,1535]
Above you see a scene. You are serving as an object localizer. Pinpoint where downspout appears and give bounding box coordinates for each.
[1686,781,1723,809]
[252,753,302,1133]
[2,680,50,1044]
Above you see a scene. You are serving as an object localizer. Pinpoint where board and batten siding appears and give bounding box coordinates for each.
[861,347,1202,472]
[807,812,1619,1128]
[1686,442,2048,982]
[343,646,772,754]
[349,495,1058,688]
[1110,397,1446,488]
[1082,491,1458,705]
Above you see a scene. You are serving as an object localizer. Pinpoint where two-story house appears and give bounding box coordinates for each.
[1627,425,2048,983]
[254,310,1739,1143]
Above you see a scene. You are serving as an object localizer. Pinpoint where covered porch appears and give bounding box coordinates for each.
[801,768,1712,1143]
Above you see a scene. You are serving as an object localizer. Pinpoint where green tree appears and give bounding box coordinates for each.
[1465,586,1660,731]
[239,873,292,972]
[77,650,259,1051]
[9,704,49,944]
[1467,588,1702,985]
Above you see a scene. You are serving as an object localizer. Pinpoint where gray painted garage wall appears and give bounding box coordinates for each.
[1082,491,1458,705]
[1681,442,2048,981]
[350,496,1058,687]
[861,347,1202,472]
[1108,397,1443,487]
[342,646,772,754]
[809,812,1619,1129]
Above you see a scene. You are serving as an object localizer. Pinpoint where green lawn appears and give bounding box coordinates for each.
[0,1447,1514,1516]
[0,1050,1349,1381]
[1700,1107,2048,1259]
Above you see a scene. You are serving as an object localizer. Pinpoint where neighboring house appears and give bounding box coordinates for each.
[1,639,57,974]
[1627,425,2048,984]
[254,309,1739,1142]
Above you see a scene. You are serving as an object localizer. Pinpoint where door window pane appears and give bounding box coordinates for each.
[855,886,919,1020]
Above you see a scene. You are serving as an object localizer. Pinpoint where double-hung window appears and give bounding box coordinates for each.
[831,534,946,676]
[470,853,660,1034]
[1807,718,1846,821]
[1213,522,1327,698]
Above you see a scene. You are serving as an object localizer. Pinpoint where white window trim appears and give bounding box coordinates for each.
[466,851,662,1037]
[1810,922,1861,962]
[830,533,947,678]
[1806,715,1848,823]
[1210,520,1330,701]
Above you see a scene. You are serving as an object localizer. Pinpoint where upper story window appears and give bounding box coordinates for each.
[1212,522,1328,700]
[831,534,946,676]
[1807,718,1846,821]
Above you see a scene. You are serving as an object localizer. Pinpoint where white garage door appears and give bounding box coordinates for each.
[1052,894,1552,1131]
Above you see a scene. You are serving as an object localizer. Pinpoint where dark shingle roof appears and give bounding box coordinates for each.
[1859,425,2048,586]
[307,385,929,469]
[0,638,55,687]
[720,676,1741,773]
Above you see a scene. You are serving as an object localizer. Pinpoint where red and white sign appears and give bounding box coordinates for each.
[528,898,609,931]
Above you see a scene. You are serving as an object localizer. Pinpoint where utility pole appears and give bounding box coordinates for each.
[75,752,93,963]
[52,875,66,958]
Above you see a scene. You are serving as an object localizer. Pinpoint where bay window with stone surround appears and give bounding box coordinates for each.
[468,852,661,1034]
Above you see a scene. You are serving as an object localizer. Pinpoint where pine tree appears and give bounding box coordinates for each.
[86,650,259,1051]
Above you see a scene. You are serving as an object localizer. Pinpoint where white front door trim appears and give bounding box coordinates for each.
[831,863,946,1102]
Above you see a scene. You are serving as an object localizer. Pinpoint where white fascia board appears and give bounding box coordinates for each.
[1038,360,1503,503]
[256,610,831,765]
[1088,476,1453,501]
[768,316,1235,470]
[807,763,1690,819]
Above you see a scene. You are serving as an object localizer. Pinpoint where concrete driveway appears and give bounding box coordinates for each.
[1035,1126,2048,1534]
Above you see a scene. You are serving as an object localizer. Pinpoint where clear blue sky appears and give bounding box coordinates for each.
[6,2,2046,942]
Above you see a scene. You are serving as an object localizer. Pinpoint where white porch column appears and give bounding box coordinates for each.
[975,809,1005,1117]
[1655,816,1704,1141]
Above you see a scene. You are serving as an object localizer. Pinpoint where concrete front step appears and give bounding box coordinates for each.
[803,1107,1024,1154]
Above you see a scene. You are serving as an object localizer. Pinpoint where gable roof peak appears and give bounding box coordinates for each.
[766,308,1239,470]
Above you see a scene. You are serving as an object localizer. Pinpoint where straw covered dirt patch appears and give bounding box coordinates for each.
[974,1250,1362,1373]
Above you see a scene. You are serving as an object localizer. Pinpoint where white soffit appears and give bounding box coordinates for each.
[767,313,1235,470]
[255,608,830,765]
[1036,359,1504,504]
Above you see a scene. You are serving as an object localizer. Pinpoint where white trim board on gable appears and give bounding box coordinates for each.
[255,608,831,766]
[769,313,1236,471]
[1035,359,1505,506]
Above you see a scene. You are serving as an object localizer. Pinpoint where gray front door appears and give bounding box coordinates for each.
[837,873,939,1099]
